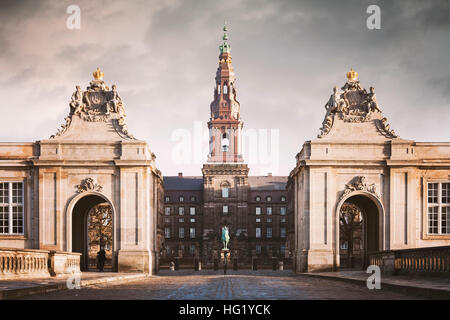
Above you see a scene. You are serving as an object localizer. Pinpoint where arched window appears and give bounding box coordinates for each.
[221,181,230,198]
[221,132,229,152]
[266,196,272,202]
[223,84,228,94]
[255,196,261,202]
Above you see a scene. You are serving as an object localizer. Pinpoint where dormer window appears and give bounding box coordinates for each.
[255,196,261,202]
[266,196,272,202]
[281,196,286,202]
[179,196,184,202]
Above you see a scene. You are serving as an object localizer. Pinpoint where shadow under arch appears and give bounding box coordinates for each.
[66,191,116,271]
[335,191,384,269]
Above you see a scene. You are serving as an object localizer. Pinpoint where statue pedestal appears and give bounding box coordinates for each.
[220,249,231,263]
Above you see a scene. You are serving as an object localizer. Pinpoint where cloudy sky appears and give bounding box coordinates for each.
[0,0,448,176]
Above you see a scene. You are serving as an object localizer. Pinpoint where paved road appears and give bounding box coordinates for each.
[21,270,425,300]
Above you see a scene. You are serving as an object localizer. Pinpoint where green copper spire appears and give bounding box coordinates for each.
[219,21,231,53]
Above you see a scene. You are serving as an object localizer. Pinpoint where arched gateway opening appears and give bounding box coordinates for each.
[338,194,381,269]
[71,194,114,271]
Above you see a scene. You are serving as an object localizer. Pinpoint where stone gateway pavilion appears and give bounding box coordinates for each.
[0,69,164,277]
[288,68,450,273]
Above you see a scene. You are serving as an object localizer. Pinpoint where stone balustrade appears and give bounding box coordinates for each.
[369,246,450,275]
[0,248,81,279]
[0,248,50,279]
[48,250,81,277]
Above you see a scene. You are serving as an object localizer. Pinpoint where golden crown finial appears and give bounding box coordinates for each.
[346,68,358,81]
[93,67,104,80]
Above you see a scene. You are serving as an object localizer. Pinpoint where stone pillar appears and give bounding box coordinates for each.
[305,249,334,272]
[118,250,150,273]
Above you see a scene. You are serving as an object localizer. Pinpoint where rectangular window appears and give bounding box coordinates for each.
[256,227,261,238]
[280,227,286,238]
[164,217,170,223]
[179,228,184,239]
[267,218,272,223]
[281,217,286,223]
[164,196,170,203]
[255,218,261,223]
[427,182,450,235]
[178,207,184,215]
[190,207,196,215]
[165,207,171,216]
[280,207,286,215]
[266,207,272,215]
[190,244,196,255]
[164,227,170,238]
[179,218,184,223]
[341,241,348,250]
[0,182,24,235]
[266,227,272,238]
[190,227,196,238]
[222,187,229,198]
[223,205,228,214]
[255,207,261,215]
[190,218,196,223]
[256,245,261,255]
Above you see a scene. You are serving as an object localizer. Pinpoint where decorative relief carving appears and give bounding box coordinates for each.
[340,176,379,201]
[376,117,398,138]
[76,177,103,193]
[50,116,71,139]
[50,68,135,140]
[318,69,398,139]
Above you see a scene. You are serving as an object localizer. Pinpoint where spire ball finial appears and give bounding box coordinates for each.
[346,68,358,81]
[93,67,104,80]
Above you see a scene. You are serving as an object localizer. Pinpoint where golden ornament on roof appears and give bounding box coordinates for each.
[346,68,358,81]
[93,68,104,80]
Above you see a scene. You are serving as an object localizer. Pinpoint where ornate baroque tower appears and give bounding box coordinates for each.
[207,24,244,162]
[202,24,249,261]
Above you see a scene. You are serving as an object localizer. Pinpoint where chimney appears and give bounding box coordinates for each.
[267,172,272,177]
[178,172,183,177]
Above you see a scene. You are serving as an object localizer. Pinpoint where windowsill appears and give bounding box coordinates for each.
[422,234,450,240]
[0,235,27,240]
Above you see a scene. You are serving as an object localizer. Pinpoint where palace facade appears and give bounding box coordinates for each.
[160,26,293,266]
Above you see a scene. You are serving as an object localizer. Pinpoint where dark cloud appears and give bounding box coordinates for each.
[0,0,448,175]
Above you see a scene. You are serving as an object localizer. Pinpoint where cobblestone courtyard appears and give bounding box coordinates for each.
[20,270,427,300]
